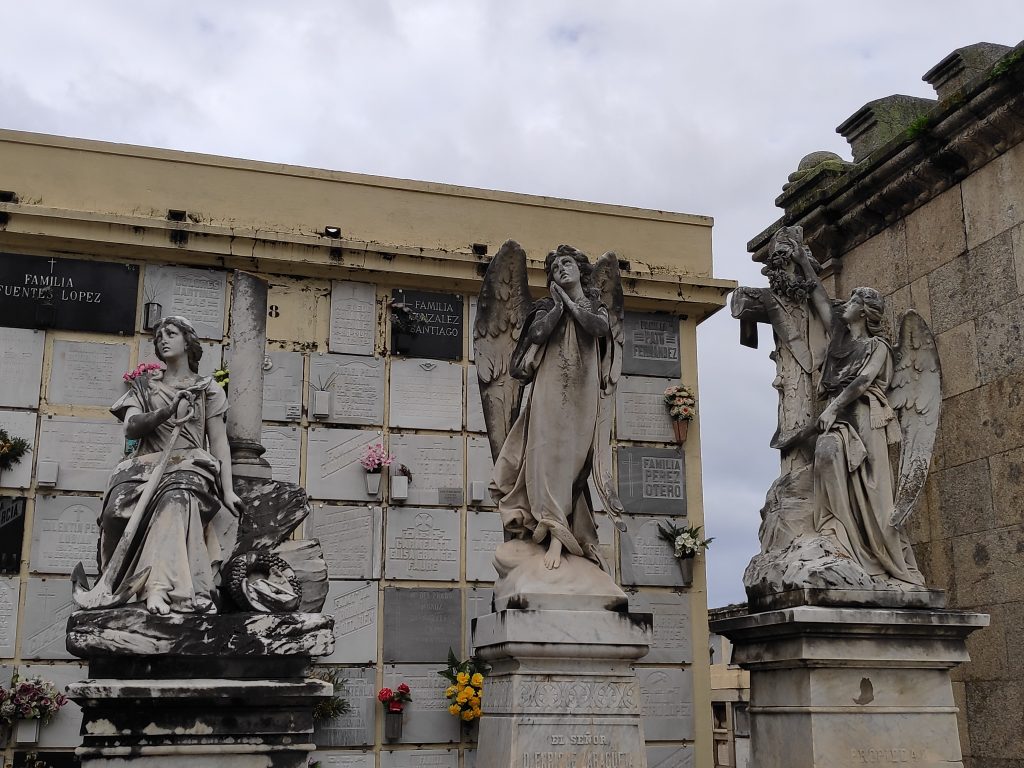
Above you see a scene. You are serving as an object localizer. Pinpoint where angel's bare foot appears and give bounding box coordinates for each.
[146,591,171,615]
[543,539,562,569]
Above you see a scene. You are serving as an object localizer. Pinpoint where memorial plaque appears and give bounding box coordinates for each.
[617,447,686,516]
[48,340,131,407]
[384,507,460,581]
[385,664,461,744]
[380,750,458,768]
[620,516,688,587]
[306,428,381,502]
[389,359,462,431]
[0,253,139,334]
[307,504,381,580]
[466,511,503,582]
[313,666,376,747]
[390,434,464,506]
[391,289,464,361]
[0,577,20,657]
[515,722,645,767]
[628,592,692,664]
[263,350,304,421]
[637,667,694,741]
[261,425,301,485]
[330,280,377,356]
[383,587,461,662]
[647,745,694,768]
[0,497,25,574]
[31,495,101,575]
[615,376,676,443]
[18,663,87,747]
[466,587,494,655]
[36,416,123,492]
[315,753,374,768]
[0,410,36,489]
[143,265,226,339]
[21,577,76,659]
[466,436,495,507]
[0,327,44,408]
[311,353,385,426]
[466,365,486,434]
[139,340,222,378]
[622,311,681,377]
[321,581,378,664]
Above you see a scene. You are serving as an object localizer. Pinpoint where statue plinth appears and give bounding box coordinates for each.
[472,608,651,768]
[711,605,989,768]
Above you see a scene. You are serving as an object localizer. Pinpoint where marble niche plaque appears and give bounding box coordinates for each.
[143,265,227,339]
[382,587,461,663]
[0,497,25,574]
[315,753,374,768]
[380,750,458,768]
[0,327,44,408]
[615,376,676,443]
[306,428,381,502]
[0,409,36,489]
[0,577,20,657]
[30,495,101,575]
[617,447,686,516]
[330,280,377,356]
[620,516,688,588]
[139,340,222,378]
[36,416,124,493]
[467,436,495,507]
[389,359,462,431]
[321,580,378,664]
[390,434,465,506]
[466,587,494,655]
[647,745,694,768]
[466,511,503,582]
[466,365,486,434]
[262,350,304,421]
[385,664,461,744]
[628,592,692,664]
[19,663,88,747]
[313,666,376,747]
[260,425,301,485]
[622,311,681,378]
[310,353,385,426]
[637,667,694,741]
[307,504,382,580]
[48,340,131,407]
[21,576,76,659]
[384,507,460,581]
[391,289,464,361]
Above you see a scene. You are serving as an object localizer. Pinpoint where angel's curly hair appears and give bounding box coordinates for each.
[544,244,599,301]
[850,287,886,337]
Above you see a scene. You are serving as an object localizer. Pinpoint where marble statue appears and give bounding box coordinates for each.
[735,227,941,604]
[475,241,628,608]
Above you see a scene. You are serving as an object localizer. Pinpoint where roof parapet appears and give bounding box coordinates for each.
[923,42,1013,101]
[836,95,937,163]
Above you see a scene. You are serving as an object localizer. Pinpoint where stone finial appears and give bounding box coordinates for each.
[836,95,937,163]
[923,42,1014,101]
[777,151,855,214]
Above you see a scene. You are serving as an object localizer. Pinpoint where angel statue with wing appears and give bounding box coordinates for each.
[475,241,628,605]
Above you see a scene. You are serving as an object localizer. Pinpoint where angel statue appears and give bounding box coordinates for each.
[475,241,628,607]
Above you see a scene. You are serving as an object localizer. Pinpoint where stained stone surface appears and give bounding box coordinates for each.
[389,359,463,431]
[311,353,385,425]
[466,587,494,655]
[0,327,44,408]
[390,434,465,506]
[322,580,379,664]
[629,592,693,664]
[620,516,689,587]
[18,662,87,748]
[306,428,381,502]
[467,436,495,507]
[143,265,227,339]
[467,364,487,433]
[623,311,681,377]
[647,745,694,768]
[615,376,676,443]
[380,749,458,768]
[382,587,461,663]
[384,507,460,581]
[385,664,461,744]
[263,350,304,421]
[0,409,36,488]
[0,577,20,657]
[48,340,131,406]
[36,416,126,492]
[307,504,382,580]
[313,666,376,747]
[30,494,101,575]
[330,280,377,356]
[22,576,75,659]
[139,340,222,378]
[637,667,694,741]
[261,424,302,484]
[466,511,503,582]
[617,446,686,516]
[316,752,375,768]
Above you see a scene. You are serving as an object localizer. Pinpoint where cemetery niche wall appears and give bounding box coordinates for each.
[0,128,733,768]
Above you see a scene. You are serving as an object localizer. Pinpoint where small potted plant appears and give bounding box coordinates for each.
[663,384,696,443]
[439,647,490,729]
[378,683,412,741]
[391,464,412,502]
[657,521,713,585]
[0,675,68,744]
[0,427,32,487]
[360,442,394,497]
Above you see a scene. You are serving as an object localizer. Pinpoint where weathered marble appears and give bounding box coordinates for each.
[384,664,461,744]
[0,327,44,407]
[143,265,227,339]
[384,507,460,581]
[312,666,376,747]
[30,494,101,575]
[48,340,131,406]
[0,409,37,488]
[307,504,382,580]
[389,358,463,430]
[0,577,20,656]
[17,662,87,748]
[35,416,123,492]
[310,353,385,425]
[382,587,461,663]
[23,576,76,659]
[330,280,377,356]
[321,580,378,664]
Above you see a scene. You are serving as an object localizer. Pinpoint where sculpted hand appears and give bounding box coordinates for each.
[222,490,246,516]
[550,282,566,310]
[817,405,838,433]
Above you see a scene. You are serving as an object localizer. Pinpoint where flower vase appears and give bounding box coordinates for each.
[384,710,404,741]
[391,475,409,502]
[672,419,689,443]
[14,718,40,744]
[366,472,382,497]
[677,556,694,586]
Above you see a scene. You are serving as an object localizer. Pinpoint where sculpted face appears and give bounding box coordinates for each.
[551,253,582,290]
[841,294,864,325]
[156,323,186,361]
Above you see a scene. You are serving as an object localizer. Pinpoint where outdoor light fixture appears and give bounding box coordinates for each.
[324,226,342,238]
[472,243,488,256]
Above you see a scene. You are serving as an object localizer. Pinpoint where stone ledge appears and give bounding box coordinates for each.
[473,607,652,658]
[750,586,948,612]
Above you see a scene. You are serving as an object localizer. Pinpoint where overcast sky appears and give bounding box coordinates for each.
[5,3,1023,606]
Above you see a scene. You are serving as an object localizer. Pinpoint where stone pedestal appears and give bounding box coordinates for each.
[710,605,989,768]
[472,608,652,768]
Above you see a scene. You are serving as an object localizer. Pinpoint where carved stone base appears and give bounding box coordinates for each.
[710,606,989,768]
[472,608,651,768]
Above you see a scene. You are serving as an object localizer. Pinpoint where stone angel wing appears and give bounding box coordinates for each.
[887,310,942,528]
[474,239,534,461]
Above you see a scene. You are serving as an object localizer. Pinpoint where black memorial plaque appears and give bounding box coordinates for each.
[622,311,681,377]
[0,496,26,574]
[391,289,464,360]
[0,252,139,334]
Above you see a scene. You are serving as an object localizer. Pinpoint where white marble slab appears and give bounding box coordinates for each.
[466,364,486,434]
[307,504,382,580]
[615,376,676,443]
[312,666,376,747]
[143,265,227,339]
[647,745,694,768]
[0,409,36,488]
[466,436,495,508]
[21,577,76,659]
[321,580,378,664]
[330,280,377,356]
[310,353,385,426]
[314,752,375,768]
[638,667,694,740]
[389,359,463,431]
[48,340,131,407]
[382,587,461,663]
[466,511,502,583]
[466,587,494,656]
[30,494,101,575]
[620,516,689,587]
[385,664,461,744]
[389,434,464,507]
[306,428,382,502]
[384,507,460,582]
[0,577,20,657]
[261,424,301,485]
[629,592,693,664]
[19,662,88,747]
[380,749,458,768]
[263,350,304,421]
[36,416,123,492]
[0,327,44,408]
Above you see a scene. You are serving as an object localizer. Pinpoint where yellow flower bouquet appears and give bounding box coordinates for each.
[438,647,490,724]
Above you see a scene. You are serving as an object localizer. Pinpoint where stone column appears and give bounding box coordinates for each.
[226,270,271,478]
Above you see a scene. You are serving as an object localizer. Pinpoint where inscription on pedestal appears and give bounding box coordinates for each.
[316,754,374,768]
[637,668,694,741]
[313,666,376,747]
[384,507,460,581]
[311,353,385,425]
[391,289,464,361]
[260,425,301,485]
[263,351,304,421]
[30,495,101,575]
[389,359,463,430]
[390,434,464,506]
[617,447,685,516]
[321,580,378,664]
[143,265,226,339]
[385,664,460,744]
[306,428,381,502]
[0,328,44,408]
[380,750,458,768]
[308,505,381,580]
[0,410,36,489]
[330,281,376,355]
[623,312,680,377]
[0,497,25,574]
[517,721,645,768]
[383,587,461,662]
[0,577,20,657]
[620,516,687,588]
[466,511,503,582]
[36,417,124,493]
[48,341,131,407]
[22,577,75,659]
[615,377,676,443]
[628,593,692,664]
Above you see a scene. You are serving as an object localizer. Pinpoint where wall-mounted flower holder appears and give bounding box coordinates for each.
[312,390,331,419]
[677,556,694,586]
[143,301,163,331]
[14,718,40,744]
[384,710,403,741]
[391,475,409,502]
[672,420,689,443]
[365,472,382,497]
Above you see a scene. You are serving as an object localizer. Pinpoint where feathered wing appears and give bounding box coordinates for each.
[474,239,534,462]
[887,310,942,528]
[590,253,627,530]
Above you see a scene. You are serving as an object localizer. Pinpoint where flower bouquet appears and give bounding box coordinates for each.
[360,442,394,497]
[438,647,490,725]
[378,683,412,740]
[122,362,164,413]
[1,675,68,744]
[663,384,696,443]
[657,521,713,585]
[0,427,31,477]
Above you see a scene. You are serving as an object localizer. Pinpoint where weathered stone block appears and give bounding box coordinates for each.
[960,604,1008,682]
[935,320,980,397]
[963,679,1024,759]
[935,459,993,538]
[986,446,1024,530]
[836,221,908,299]
[975,296,1024,385]
[962,140,1024,250]
[928,230,1017,334]
[951,526,1024,608]
[905,184,968,282]
[939,371,1024,469]
[1012,220,1024,294]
